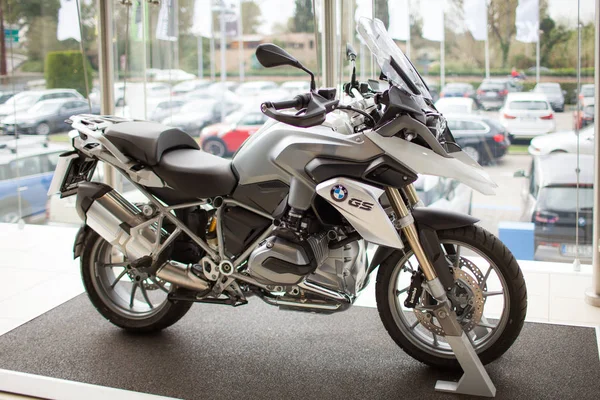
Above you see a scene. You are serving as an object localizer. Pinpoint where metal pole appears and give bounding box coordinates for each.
[585,0,600,307]
[406,0,411,58]
[220,5,226,121]
[323,0,335,87]
[535,36,540,84]
[142,0,148,121]
[97,0,115,188]
[484,37,490,79]
[210,36,216,80]
[573,0,581,272]
[440,40,445,89]
[237,0,244,82]
[198,36,203,78]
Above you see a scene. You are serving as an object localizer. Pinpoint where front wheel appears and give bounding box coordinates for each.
[376,225,527,370]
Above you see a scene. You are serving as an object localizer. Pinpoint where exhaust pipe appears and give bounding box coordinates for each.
[156,261,209,291]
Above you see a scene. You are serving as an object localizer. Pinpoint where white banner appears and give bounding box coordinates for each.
[354,0,373,23]
[156,0,178,41]
[191,0,213,37]
[57,0,81,42]
[422,0,444,42]
[515,0,539,43]
[388,0,410,41]
[463,0,487,41]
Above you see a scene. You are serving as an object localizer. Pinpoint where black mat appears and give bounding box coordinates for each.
[0,295,598,400]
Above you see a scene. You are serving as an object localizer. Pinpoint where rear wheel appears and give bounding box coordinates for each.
[35,122,51,135]
[376,225,527,370]
[80,230,192,333]
[202,138,227,157]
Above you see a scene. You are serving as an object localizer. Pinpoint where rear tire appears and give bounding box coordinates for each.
[80,230,192,333]
[463,145,481,164]
[376,225,527,370]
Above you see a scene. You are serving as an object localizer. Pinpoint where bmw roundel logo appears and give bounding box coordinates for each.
[331,185,348,202]
[578,217,586,227]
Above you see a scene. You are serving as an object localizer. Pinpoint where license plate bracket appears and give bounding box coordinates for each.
[48,151,97,198]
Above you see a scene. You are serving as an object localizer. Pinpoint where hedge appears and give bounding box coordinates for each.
[427,66,594,78]
[45,50,93,97]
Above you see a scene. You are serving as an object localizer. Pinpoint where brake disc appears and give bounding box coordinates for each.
[413,264,485,336]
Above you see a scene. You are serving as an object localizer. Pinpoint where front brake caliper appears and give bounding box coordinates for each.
[404,271,424,308]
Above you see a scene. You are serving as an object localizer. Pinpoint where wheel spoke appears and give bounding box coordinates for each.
[483,290,503,297]
[139,283,154,309]
[150,277,169,293]
[410,319,420,330]
[396,286,410,296]
[101,262,129,268]
[482,266,492,285]
[432,333,440,348]
[110,269,128,289]
[476,321,497,330]
[129,282,138,308]
[454,245,461,268]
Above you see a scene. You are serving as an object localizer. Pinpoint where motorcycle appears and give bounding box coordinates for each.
[49,17,526,372]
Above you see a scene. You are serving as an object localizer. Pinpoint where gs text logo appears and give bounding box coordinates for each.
[348,198,374,211]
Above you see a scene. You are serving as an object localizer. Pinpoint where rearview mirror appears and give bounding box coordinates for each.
[346,43,357,62]
[256,43,315,90]
[513,169,528,178]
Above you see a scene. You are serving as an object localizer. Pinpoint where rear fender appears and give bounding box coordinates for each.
[73,224,92,259]
[368,208,479,286]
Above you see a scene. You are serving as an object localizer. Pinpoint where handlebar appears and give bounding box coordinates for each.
[260,91,338,128]
[267,95,309,111]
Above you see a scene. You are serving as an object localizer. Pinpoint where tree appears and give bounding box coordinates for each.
[241,1,261,34]
[539,17,570,67]
[288,0,314,33]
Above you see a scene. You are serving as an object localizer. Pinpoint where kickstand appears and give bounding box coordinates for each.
[431,305,497,397]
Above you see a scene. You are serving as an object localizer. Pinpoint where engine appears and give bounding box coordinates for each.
[247,206,330,286]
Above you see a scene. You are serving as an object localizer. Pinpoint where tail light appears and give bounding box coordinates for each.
[440,92,445,98]
[503,113,516,119]
[463,92,469,97]
[493,134,504,143]
[579,94,584,100]
[535,211,559,224]
[540,114,554,120]
[538,241,560,248]
[477,89,484,95]
[499,89,509,96]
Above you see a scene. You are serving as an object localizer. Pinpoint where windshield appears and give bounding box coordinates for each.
[357,17,431,100]
[535,84,560,93]
[30,102,61,114]
[5,93,38,107]
[181,100,216,113]
[539,187,593,212]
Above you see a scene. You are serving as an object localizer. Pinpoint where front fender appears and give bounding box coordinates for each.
[368,208,479,274]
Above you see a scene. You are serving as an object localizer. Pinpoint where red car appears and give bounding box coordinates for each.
[199,111,268,157]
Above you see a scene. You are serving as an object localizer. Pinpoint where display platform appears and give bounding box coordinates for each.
[0,295,598,400]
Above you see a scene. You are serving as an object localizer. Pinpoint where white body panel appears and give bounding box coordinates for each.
[365,131,498,195]
[499,93,556,138]
[315,178,404,248]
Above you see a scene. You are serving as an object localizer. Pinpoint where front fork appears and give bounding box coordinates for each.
[384,185,462,334]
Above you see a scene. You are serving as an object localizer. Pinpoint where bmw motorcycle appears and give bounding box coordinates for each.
[49,18,526,370]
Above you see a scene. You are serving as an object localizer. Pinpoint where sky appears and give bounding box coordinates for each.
[255,0,596,35]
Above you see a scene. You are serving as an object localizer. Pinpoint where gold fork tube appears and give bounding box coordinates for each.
[385,186,437,282]
[403,184,420,207]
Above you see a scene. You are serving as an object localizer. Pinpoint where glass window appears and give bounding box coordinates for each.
[10,156,42,178]
[508,101,549,110]
[538,187,594,212]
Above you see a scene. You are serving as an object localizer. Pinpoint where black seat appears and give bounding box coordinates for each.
[153,149,238,198]
[104,121,199,166]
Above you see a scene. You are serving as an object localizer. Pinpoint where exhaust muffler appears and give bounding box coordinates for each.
[75,182,209,292]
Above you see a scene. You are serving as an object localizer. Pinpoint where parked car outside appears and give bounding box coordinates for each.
[476,78,520,110]
[528,125,594,156]
[446,113,511,165]
[533,82,565,112]
[0,89,84,120]
[162,97,241,136]
[148,99,187,122]
[574,103,594,129]
[423,79,440,102]
[440,83,476,99]
[579,84,595,107]
[235,81,278,96]
[199,110,268,157]
[0,91,16,105]
[435,97,479,115]
[149,69,196,82]
[171,79,212,96]
[499,92,555,139]
[415,175,473,215]
[516,153,593,263]
[0,140,67,222]
[0,99,99,135]
[280,81,311,96]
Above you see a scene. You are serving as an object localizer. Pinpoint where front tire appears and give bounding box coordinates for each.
[80,230,192,333]
[35,122,51,135]
[376,225,527,370]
